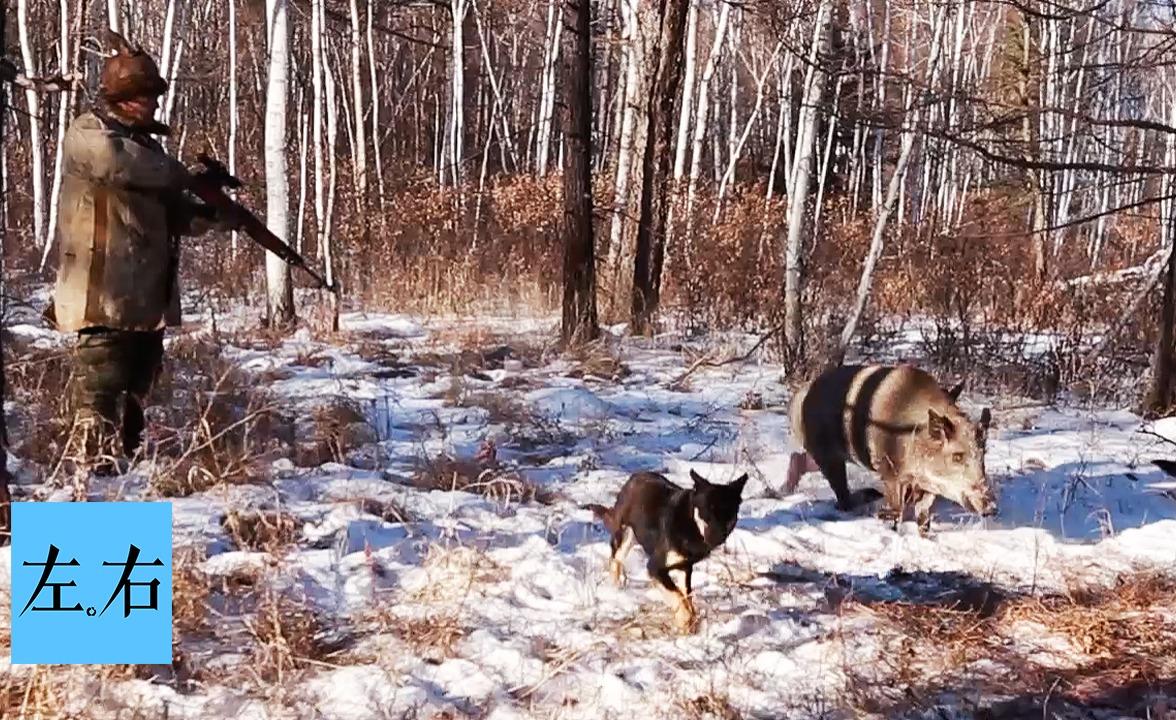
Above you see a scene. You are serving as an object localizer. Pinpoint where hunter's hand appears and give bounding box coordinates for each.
[220,205,249,231]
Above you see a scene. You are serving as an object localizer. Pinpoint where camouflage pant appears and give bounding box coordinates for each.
[70,329,164,464]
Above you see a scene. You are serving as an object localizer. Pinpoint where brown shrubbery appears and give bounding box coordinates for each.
[4,176,1159,402]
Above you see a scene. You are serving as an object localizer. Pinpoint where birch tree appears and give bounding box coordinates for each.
[631,0,690,334]
[17,0,45,249]
[782,0,832,358]
[264,0,295,326]
[228,0,239,250]
[445,0,469,186]
[42,0,71,269]
[606,0,645,295]
[836,4,949,360]
[349,0,368,209]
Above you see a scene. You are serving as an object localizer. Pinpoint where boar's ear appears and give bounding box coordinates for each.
[945,381,965,403]
[106,29,135,57]
[976,408,992,448]
[689,469,711,487]
[979,407,992,430]
[730,473,749,493]
[927,408,955,441]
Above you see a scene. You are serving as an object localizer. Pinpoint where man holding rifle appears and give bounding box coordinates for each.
[50,32,244,475]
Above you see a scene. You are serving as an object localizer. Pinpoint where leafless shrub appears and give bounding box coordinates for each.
[174,546,212,638]
[841,571,1176,715]
[222,509,302,552]
[411,451,558,506]
[677,693,744,720]
[241,586,333,687]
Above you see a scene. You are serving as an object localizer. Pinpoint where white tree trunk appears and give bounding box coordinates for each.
[367,0,386,207]
[783,0,831,353]
[264,0,294,324]
[228,0,239,250]
[324,50,340,289]
[295,90,309,253]
[159,0,177,120]
[447,0,468,186]
[17,0,45,250]
[606,0,642,276]
[672,0,699,181]
[106,0,121,32]
[42,0,72,269]
[684,1,732,223]
[311,0,326,254]
[349,0,368,208]
[838,5,948,352]
[535,0,563,174]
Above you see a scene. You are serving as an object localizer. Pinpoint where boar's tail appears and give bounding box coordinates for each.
[584,503,620,533]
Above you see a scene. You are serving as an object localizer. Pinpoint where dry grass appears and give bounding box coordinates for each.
[294,396,377,467]
[406,544,509,604]
[0,665,142,719]
[365,608,468,662]
[677,693,744,720]
[146,336,284,496]
[241,586,334,687]
[411,452,559,506]
[842,570,1176,715]
[174,546,212,637]
[221,508,302,552]
[563,341,632,382]
[3,344,75,474]
[355,496,413,524]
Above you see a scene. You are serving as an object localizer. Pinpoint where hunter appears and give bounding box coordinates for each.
[50,32,241,474]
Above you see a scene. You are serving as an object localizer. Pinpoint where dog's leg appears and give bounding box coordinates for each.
[608,526,636,588]
[652,556,697,633]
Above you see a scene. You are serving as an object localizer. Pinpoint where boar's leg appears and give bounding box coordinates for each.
[812,453,855,511]
[784,451,821,493]
[877,476,907,531]
[913,492,937,537]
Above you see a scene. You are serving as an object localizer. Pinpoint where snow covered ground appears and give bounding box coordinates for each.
[2,308,1176,719]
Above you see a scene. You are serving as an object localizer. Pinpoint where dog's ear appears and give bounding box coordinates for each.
[730,473,749,493]
[689,469,710,488]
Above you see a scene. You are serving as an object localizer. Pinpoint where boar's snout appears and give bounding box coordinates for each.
[967,487,998,517]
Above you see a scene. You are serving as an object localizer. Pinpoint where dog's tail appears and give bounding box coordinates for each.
[584,503,620,533]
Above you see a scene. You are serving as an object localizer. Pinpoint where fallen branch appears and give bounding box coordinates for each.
[1059,249,1166,289]
[667,322,784,390]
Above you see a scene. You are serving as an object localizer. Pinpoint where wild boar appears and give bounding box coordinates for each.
[783,364,995,535]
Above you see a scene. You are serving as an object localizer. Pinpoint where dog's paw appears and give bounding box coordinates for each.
[609,561,628,588]
[673,603,700,634]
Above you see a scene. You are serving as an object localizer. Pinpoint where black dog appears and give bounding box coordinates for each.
[586,469,748,632]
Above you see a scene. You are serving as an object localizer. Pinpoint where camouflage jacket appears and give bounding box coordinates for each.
[52,109,223,333]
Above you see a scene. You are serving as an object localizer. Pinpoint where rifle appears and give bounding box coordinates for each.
[188,154,335,291]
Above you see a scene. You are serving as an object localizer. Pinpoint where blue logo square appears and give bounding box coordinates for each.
[10,502,173,664]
